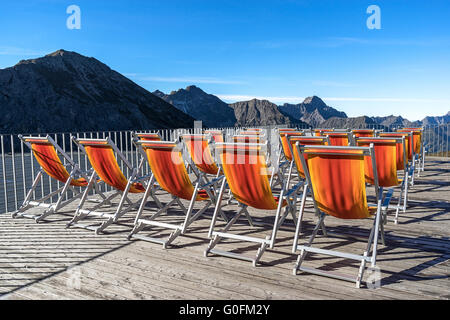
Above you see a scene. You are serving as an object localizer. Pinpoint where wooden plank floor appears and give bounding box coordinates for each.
[0,157,449,300]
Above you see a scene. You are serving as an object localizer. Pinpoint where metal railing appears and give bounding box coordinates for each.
[0,124,448,214]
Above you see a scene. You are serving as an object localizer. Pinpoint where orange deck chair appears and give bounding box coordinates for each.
[132,132,162,173]
[355,137,407,224]
[397,128,425,175]
[12,135,105,222]
[279,130,304,163]
[205,142,303,266]
[352,129,375,138]
[322,131,353,146]
[276,130,305,186]
[278,128,297,132]
[286,136,330,186]
[292,144,384,288]
[67,136,153,234]
[378,132,415,204]
[133,132,162,142]
[233,135,262,144]
[128,140,224,247]
[240,128,267,141]
[314,128,334,136]
[182,134,221,179]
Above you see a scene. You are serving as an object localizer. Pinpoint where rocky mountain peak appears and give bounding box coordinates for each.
[0,50,194,133]
[302,96,327,107]
[154,85,236,127]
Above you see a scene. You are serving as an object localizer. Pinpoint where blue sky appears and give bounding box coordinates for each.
[1,0,449,121]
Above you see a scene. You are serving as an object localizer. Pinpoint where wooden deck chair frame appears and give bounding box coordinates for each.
[205,142,304,266]
[67,136,153,234]
[12,135,106,222]
[128,139,224,248]
[292,144,384,288]
[355,137,408,225]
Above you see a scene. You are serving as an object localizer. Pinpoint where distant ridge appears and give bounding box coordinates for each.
[321,116,376,129]
[153,85,236,127]
[229,98,306,126]
[278,96,347,127]
[0,49,194,134]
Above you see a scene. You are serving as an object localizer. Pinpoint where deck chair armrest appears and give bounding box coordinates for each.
[284,181,305,198]
[132,173,153,183]
[201,175,225,189]
[382,188,395,208]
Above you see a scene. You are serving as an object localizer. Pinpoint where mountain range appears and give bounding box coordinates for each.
[0,50,448,134]
[0,50,194,134]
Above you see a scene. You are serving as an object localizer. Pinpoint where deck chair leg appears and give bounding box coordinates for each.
[35,173,74,223]
[95,173,137,234]
[180,183,200,234]
[356,251,368,288]
[205,205,245,257]
[128,181,154,240]
[269,187,286,249]
[293,213,325,275]
[370,201,382,268]
[92,180,110,204]
[254,240,269,267]
[403,171,409,212]
[132,176,155,225]
[207,178,227,239]
[285,161,294,190]
[12,170,43,218]
[67,172,96,224]
[292,184,308,253]
[320,219,328,236]
[242,206,254,227]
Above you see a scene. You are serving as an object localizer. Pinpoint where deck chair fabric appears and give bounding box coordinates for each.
[276,131,305,187]
[279,131,305,162]
[67,137,151,234]
[134,132,162,141]
[128,140,223,248]
[205,142,303,266]
[323,132,353,146]
[240,129,267,141]
[233,135,262,144]
[355,137,407,224]
[278,128,297,132]
[182,134,220,176]
[12,135,99,222]
[292,144,383,288]
[397,128,425,175]
[352,129,375,138]
[314,129,334,136]
[132,132,162,175]
[288,136,330,180]
[379,131,415,185]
